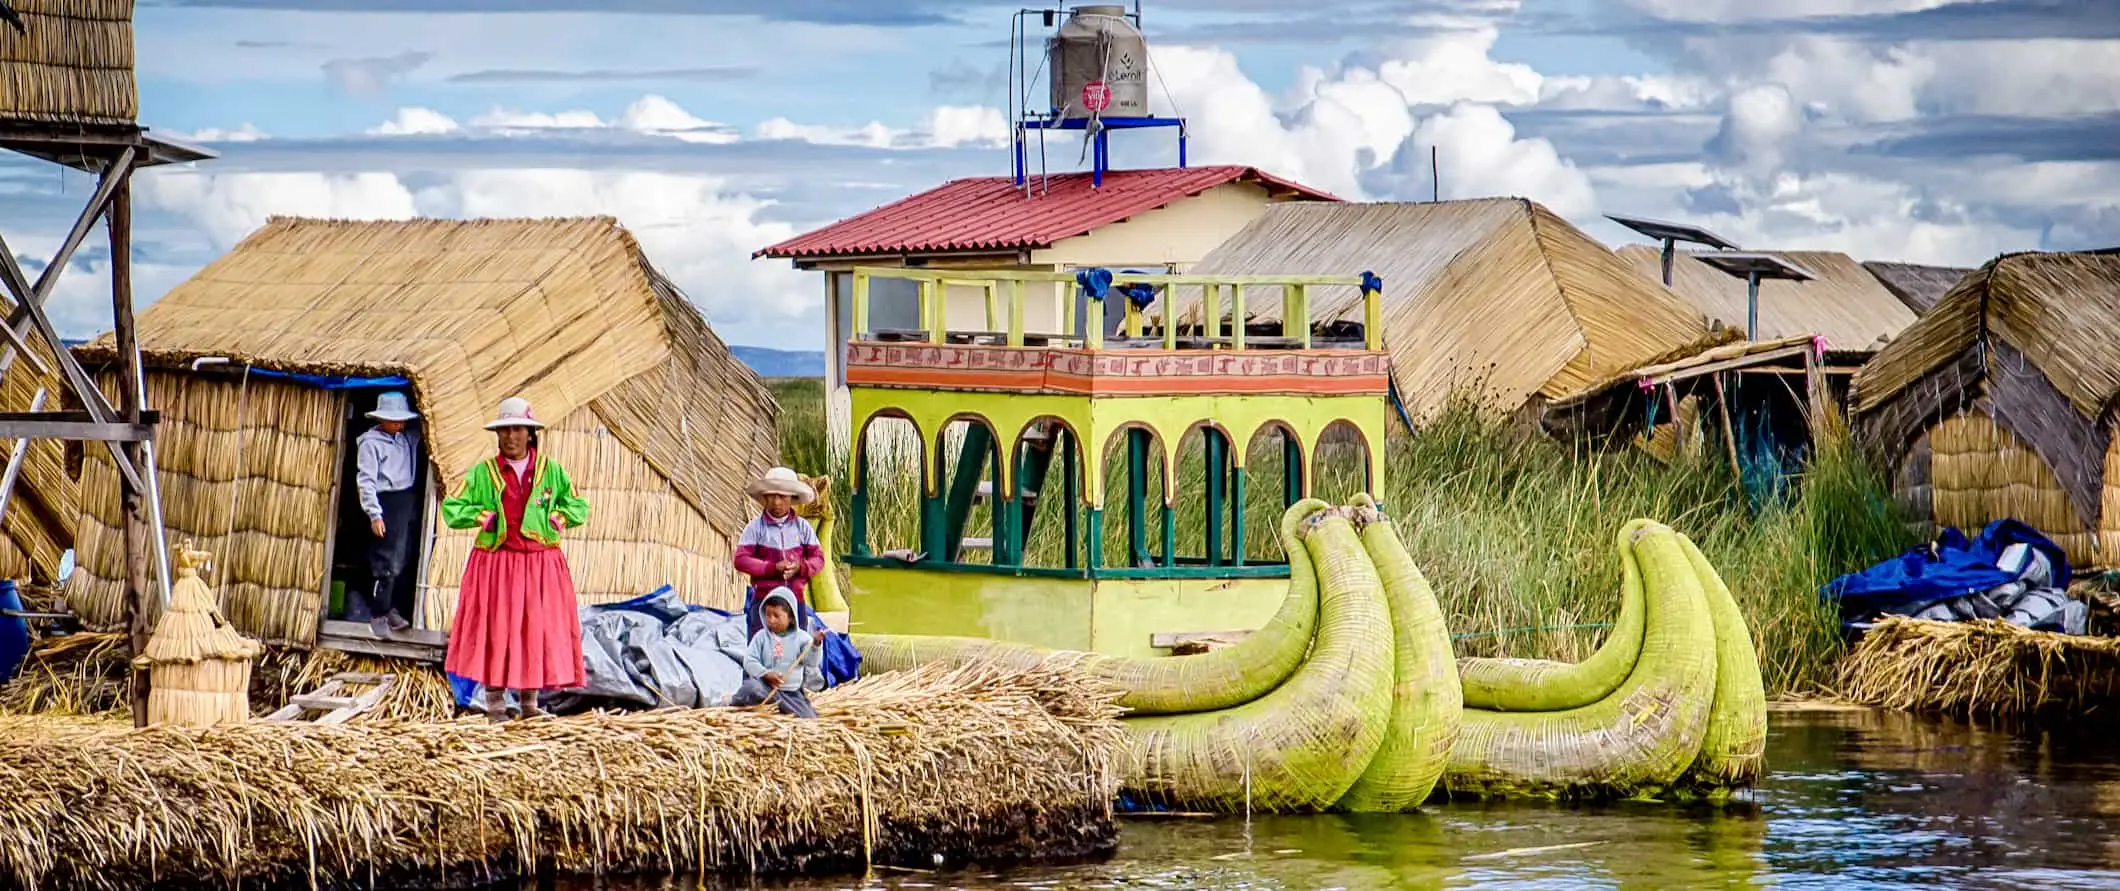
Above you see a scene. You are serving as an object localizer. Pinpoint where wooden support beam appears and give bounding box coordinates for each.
[0,415,154,441]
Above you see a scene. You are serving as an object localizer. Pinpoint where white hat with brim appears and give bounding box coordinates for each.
[365,390,419,422]
[483,396,545,430]
[745,466,814,503]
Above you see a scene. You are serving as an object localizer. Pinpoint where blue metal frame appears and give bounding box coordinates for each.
[1013,116,1189,187]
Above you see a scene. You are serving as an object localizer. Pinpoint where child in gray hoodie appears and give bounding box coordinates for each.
[731,587,825,718]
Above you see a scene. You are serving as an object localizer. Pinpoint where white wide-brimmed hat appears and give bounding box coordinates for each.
[483,396,545,430]
[745,466,814,503]
[365,391,419,422]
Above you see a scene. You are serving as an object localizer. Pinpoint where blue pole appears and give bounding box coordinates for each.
[1746,272,1761,340]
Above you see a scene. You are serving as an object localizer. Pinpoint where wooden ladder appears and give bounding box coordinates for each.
[265,671,396,724]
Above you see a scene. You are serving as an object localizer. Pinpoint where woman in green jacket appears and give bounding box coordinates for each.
[441,396,590,721]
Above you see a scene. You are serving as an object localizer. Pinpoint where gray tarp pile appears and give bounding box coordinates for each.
[1906,541,2088,634]
[567,588,822,709]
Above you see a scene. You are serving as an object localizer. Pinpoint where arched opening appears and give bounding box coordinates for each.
[1098,424,1168,569]
[1311,419,1372,502]
[849,413,924,559]
[933,413,1004,564]
[1242,423,1304,563]
[1172,423,1239,565]
[1009,416,1085,569]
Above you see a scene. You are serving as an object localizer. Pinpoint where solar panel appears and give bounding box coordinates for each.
[1695,252,1816,282]
[1604,213,1741,251]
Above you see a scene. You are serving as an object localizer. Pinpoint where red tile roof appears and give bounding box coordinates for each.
[754,165,1338,261]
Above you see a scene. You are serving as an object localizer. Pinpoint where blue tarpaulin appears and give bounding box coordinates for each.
[1821,519,2072,624]
[244,368,410,390]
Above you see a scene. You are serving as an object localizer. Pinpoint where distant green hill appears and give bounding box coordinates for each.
[731,346,824,378]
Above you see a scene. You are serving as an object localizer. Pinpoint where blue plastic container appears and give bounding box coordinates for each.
[0,580,32,685]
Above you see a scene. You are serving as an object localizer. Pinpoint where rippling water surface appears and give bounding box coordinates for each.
[554,707,2120,890]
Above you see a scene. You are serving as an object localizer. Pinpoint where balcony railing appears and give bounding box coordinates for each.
[849,266,1383,351]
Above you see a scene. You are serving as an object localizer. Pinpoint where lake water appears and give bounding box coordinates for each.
[552,706,2120,890]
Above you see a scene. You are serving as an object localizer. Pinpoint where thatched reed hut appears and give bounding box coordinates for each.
[1616,247,1919,356]
[61,216,778,650]
[1163,199,1715,424]
[1852,250,2120,569]
[0,322,75,584]
[0,0,137,126]
[1864,261,1973,315]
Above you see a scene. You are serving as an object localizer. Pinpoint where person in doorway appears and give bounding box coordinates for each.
[441,396,590,722]
[730,588,822,718]
[356,391,422,639]
[732,466,828,640]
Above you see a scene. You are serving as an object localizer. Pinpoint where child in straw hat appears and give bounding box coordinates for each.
[355,390,421,639]
[730,588,822,718]
[733,466,827,642]
[441,396,590,721]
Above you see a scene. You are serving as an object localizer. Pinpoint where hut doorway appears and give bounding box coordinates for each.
[327,387,436,630]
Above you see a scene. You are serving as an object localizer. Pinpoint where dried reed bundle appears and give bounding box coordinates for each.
[0,659,1124,891]
[0,0,138,125]
[1838,616,2120,719]
[0,631,129,717]
[286,649,458,722]
[133,545,262,727]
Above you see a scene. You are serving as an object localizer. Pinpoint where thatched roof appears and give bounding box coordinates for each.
[1863,261,1973,315]
[1852,251,2120,535]
[77,216,773,518]
[1617,247,1917,353]
[1166,199,1713,420]
[0,297,74,583]
[0,0,136,126]
[63,217,776,647]
[1856,251,2120,420]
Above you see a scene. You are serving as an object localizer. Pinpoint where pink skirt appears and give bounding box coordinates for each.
[445,547,586,691]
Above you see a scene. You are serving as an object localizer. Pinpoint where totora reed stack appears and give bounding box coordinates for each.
[133,544,262,727]
[0,660,1125,891]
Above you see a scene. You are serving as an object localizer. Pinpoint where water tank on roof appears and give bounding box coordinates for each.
[1048,5,1150,120]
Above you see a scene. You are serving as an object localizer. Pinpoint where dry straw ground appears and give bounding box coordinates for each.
[0,659,1124,891]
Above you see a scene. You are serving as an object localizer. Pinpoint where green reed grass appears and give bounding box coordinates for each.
[768,377,1908,696]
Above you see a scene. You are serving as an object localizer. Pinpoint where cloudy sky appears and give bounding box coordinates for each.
[3,0,2115,350]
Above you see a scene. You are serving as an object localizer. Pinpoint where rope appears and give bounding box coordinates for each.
[1450,622,1613,642]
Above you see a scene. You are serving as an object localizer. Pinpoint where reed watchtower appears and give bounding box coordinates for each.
[0,0,212,724]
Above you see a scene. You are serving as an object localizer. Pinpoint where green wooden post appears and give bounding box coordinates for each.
[1062,430,1080,570]
[1085,508,1104,570]
[1204,432,1226,565]
[940,423,992,562]
[993,436,1019,566]
[1283,434,1304,504]
[1230,466,1247,566]
[1161,501,1177,568]
[1127,429,1150,566]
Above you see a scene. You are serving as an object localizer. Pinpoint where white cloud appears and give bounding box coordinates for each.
[1417,104,1597,216]
[615,95,742,143]
[1149,38,1598,209]
[131,167,818,348]
[1623,0,1965,23]
[470,106,608,130]
[135,170,420,248]
[1707,84,1806,177]
[167,123,270,143]
[923,106,1009,148]
[368,107,460,136]
[752,106,1008,150]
